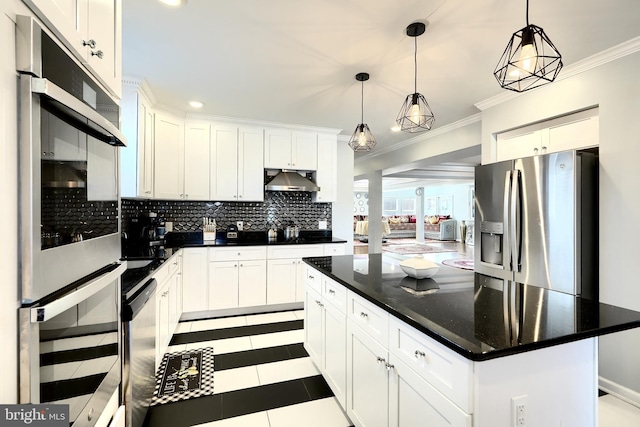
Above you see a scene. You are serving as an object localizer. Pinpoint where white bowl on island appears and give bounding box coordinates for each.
[399,257,440,279]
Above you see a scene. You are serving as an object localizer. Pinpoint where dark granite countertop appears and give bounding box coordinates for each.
[303,253,640,362]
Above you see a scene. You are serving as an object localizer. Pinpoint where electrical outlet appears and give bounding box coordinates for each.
[236,221,244,231]
[318,220,327,230]
[511,395,527,427]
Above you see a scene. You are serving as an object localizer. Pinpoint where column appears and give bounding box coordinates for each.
[367,171,383,254]
[416,187,425,243]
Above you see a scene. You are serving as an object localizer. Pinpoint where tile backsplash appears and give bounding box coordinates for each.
[121,192,331,232]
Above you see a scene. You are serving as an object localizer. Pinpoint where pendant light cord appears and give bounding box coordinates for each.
[413,36,418,94]
[360,80,364,124]
[525,0,529,26]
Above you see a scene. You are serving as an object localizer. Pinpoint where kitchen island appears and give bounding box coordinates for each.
[303,253,640,427]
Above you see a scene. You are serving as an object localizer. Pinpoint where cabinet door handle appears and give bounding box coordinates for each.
[533,147,539,153]
[360,311,368,318]
[385,362,395,371]
[91,50,104,59]
[145,191,151,194]
[83,39,96,49]
[328,289,335,295]
[414,350,426,358]
[541,145,547,151]
[308,275,314,280]
[376,356,385,364]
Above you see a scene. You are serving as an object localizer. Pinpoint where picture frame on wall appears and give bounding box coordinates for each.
[437,195,453,216]
[425,196,437,216]
[466,222,474,245]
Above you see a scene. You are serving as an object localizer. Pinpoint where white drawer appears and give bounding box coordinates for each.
[209,246,267,261]
[322,276,347,314]
[324,243,346,256]
[389,316,472,413]
[305,265,322,294]
[347,291,389,345]
[267,244,324,259]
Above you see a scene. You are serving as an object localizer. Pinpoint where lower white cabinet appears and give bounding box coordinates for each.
[182,248,208,312]
[267,245,325,304]
[155,251,183,368]
[208,247,267,310]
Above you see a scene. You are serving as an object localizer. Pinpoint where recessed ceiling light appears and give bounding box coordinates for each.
[391,125,401,132]
[159,0,187,7]
[189,101,203,108]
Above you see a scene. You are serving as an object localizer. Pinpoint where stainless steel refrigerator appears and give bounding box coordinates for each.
[474,149,598,299]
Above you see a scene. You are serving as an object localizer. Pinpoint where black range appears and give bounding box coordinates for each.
[303,253,640,361]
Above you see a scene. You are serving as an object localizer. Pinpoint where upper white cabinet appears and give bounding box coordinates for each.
[120,84,154,198]
[24,0,122,98]
[496,108,599,162]
[210,124,264,202]
[264,128,317,171]
[313,133,337,202]
[153,112,185,200]
[183,120,211,200]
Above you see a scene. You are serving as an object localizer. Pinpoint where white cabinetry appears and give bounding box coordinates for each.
[181,248,208,313]
[154,251,183,369]
[208,247,267,309]
[496,108,599,162]
[153,112,184,200]
[24,0,122,98]
[120,85,154,198]
[267,245,324,304]
[313,133,337,202]
[304,270,348,407]
[183,120,211,200]
[264,128,318,170]
[210,124,264,201]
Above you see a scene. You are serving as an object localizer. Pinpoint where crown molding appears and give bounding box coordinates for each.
[475,36,640,111]
[355,113,482,163]
[183,112,342,134]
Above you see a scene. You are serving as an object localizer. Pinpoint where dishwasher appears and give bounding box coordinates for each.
[122,278,157,427]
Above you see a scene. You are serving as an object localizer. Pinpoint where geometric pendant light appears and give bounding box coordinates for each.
[348,72,377,152]
[396,22,435,133]
[494,0,563,92]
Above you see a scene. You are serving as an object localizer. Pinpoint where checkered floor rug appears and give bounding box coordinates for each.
[151,347,215,406]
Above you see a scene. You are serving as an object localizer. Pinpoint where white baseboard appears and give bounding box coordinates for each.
[599,376,640,408]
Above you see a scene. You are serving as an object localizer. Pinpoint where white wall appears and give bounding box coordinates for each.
[332,139,354,253]
[421,182,474,240]
[482,51,640,403]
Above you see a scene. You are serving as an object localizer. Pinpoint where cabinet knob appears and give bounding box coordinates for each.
[533,147,539,153]
[83,39,97,49]
[42,151,47,156]
[49,152,54,156]
[237,252,241,256]
[328,289,335,295]
[541,146,547,151]
[238,194,242,198]
[91,50,104,59]
[308,275,314,280]
[385,362,395,371]
[240,263,243,267]
[376,356,385,364]
[360,311,368,318]
[414,350,426,359]
[145,191,152,194]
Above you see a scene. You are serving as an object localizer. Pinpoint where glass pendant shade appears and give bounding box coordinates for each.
[494,1,563,92]
[348,123,377,152]
[396,92,435,132]
[348,72,377,152]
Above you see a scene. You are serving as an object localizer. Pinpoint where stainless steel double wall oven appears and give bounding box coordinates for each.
[17,15,126,427]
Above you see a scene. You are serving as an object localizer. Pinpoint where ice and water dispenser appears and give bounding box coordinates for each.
[480,221,504,267]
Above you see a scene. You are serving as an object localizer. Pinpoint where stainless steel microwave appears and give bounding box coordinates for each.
[17,15,127,304]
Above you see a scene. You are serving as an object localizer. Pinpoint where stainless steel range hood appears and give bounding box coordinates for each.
[265,170,320,192]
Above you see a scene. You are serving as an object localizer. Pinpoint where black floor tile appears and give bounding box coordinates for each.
[170,320,303,345]
[214,343,308,371]
[143,394,222,427]
[302,375,334,400]
[599,389,608,397]
[220,376,323,419]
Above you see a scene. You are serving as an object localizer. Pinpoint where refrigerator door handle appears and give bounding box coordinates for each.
[503,170,512,270]
[510,170,521,272]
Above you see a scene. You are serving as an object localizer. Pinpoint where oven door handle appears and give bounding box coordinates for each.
[29,262,127,323]
[29,76,127,147]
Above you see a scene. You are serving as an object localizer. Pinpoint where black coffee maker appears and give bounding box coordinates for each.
[122,213,165,258]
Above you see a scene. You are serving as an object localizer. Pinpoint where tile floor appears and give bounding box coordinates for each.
[143,310,353,427]
[145,309,640,427]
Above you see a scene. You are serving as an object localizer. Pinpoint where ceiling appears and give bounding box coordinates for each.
[122,0,640,180]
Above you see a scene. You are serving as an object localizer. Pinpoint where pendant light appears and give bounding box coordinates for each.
[494,0,563,92]
[348,73,377,152]
[396,22,435,133]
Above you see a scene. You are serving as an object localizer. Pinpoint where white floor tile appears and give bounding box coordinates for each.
[599,395,640,427]
[267,397,351,427]
[244,311,298,326]
[189,316,248,332]
[256,357,319,386]
[174,322,192,333]
[213,366,260,394]
[250,329,304,350]
[184,336,253,355]
[293,310,305,320]
[193,411,270,427]
[166,343,187,353]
